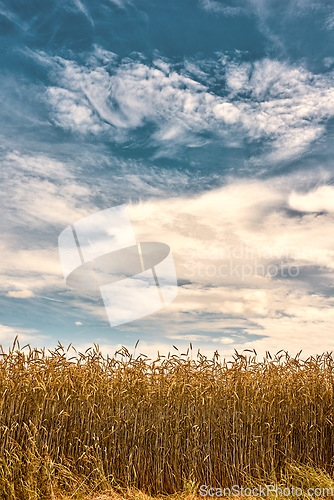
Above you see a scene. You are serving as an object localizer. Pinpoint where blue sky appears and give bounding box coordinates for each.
[1,0,334,357]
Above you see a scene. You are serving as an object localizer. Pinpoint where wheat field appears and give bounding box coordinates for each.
[0,339,333,499]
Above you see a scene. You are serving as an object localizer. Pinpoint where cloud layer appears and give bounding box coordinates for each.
[126,172,334,356]
[39,50,334,165]
[1,151,334,357]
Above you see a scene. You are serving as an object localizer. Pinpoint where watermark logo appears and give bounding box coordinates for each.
[199,484,334,497]
[183,244,309,281]
[58,205,178,327]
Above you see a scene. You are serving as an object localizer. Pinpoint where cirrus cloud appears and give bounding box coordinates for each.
[37,50,334,166]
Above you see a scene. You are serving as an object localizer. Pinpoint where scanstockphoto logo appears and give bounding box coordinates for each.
[199,484,334,497]
[58,206,178,327]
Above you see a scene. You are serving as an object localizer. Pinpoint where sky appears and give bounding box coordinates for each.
[1,0,334,358]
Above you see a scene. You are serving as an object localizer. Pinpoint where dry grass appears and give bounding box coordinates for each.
[0,339,333,499]
[56,488,201,499]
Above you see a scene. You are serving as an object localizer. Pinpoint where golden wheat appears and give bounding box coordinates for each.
[0,340,333,499]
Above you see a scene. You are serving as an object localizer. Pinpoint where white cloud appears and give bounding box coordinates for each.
[325,12,334,30]
[224,62,251,93]
[0,3,28,31]
[7,290,35,298]
[0,149,197,305]
[41,51,334,164]
[5,152,72,180]
[0,152,99,299]
[0,324,47,345]
[199,0,244,16]
[124,172,334,355]
[289,186,334,213]
[108,0,132,7]
[70,0,93,24]
[324,57,334,68]
[47,87,107,134]
[2,152,95,229]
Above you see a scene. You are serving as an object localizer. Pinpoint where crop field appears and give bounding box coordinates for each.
[0,340,333,499]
